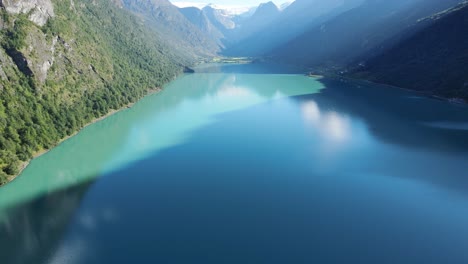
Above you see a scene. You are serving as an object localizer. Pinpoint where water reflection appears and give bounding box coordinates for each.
[19,92,467,264]
[323,112,351,141]
[298,78,468,194]
[194,62,306,74]
[302,101,351,142]
[103,73,325,174]
[301,101,321,123]
[316,78,468,153]
[0,180,94,264]
[0,66,324,211]
[1,63,468,263]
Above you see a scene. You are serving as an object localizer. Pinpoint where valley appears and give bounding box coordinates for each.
[2,62,468,263]
[0,0,468,263]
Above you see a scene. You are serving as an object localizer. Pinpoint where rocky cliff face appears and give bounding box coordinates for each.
[0,0,71,86]
[0,0,55,83]
[0,0,54,26]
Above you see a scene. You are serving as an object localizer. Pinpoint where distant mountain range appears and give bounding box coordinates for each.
[222,0,366,56]
[176,0,467,101]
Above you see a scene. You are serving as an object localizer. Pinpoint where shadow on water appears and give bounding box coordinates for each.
[315,78,468,152]
[2,64,468,263]
[292,78,468,198]
[0,66,324,219]
[0,180,95,264]
[32,97,468,263]
[1,76,468,263]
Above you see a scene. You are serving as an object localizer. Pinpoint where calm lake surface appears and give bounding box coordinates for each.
[1,63,468,263]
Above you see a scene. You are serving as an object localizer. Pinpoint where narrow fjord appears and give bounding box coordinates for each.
[2,64,468,263]
[1,0,468,263]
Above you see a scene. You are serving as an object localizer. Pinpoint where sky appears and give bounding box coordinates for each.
[170,0,290,9]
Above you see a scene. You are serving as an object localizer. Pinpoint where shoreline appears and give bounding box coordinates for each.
[2,87,162,187]
[321,74,467,106]
[268,59,468,106]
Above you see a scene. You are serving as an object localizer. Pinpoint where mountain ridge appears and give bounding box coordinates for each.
[223,0,365,56]
[121,0,220,57]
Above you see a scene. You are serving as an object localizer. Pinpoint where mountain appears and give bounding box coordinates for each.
[235,6,258,19]
[226,1,281,44]
[179,4,261,48]
[0,0,193,183]
[121,0,220,57]
[280,1,294,11]
[352,2,468,101]
[252,1,280,18]
[271,0,461,67]
[224,0,365,56]
[201,4,237,35]
[179,7,224,46]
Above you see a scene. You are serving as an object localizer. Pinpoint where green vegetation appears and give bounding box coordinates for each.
[2,14,29,51]
[0,0,191,184]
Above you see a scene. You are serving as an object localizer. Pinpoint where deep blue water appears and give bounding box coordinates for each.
[1,63,468,264]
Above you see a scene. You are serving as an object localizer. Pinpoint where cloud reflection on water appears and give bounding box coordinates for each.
[301,100,351,143]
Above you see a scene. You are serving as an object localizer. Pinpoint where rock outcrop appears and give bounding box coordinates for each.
[0,0,54,26]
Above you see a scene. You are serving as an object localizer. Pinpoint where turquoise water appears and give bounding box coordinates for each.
[1,63,468,263]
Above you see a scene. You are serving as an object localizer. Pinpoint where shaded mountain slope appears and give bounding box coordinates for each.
[225,1,281,44]
[179,6,224,46]
[352,2,468,101]
[223,0,365,56]
[271,0,461,67]
[202,5,236,34]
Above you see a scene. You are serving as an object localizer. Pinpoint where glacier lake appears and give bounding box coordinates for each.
[1,63,468,263]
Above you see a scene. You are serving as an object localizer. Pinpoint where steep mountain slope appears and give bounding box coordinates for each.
[224,0,365,56]
[122,0,220,57]
[226,1,281,44]
[272,0,461,67]
[247,1,280,28]
[0,0,190,183]
[279,1,294,11]
[179,4,260,48]
[353,2,468,101]
[202,5,236,35]
[179,6,224,46]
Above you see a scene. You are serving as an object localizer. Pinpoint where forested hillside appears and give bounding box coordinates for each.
[0,0,194,183]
